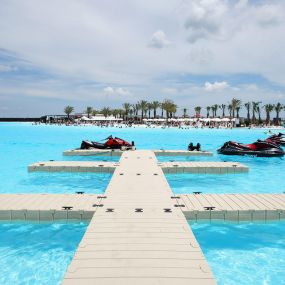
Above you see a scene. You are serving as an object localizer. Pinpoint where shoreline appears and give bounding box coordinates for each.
[1,121,284,131]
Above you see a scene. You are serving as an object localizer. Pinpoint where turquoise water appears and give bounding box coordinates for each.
[191,221,285,285]
[1,123,285,284]
[1,122,283,194]
[0,221,87,285]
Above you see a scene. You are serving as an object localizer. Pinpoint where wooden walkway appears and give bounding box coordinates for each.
[61,150,216,285]
[0,194,284,222]
[63,149,213,157]
[28,161,248,174]
[1,149,284,285]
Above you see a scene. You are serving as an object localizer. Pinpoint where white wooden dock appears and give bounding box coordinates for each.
[63,149,213,157]
[61,150,216,285]
[28,161,248,174]
[0,193,284,222]
[28,161,118,173]
[1,149,284,285]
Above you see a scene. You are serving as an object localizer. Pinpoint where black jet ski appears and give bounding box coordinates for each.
[80,135,134,150]
[218,140,284,157]
[266,133,285,146]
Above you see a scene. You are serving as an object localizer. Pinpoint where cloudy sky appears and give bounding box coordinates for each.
[0,0,285,116]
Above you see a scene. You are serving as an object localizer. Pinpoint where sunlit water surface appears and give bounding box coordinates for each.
[191,221,285,285]
[0,222,87,285]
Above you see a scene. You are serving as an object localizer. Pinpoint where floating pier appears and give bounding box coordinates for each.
[2,149,284,284]
[28,161,118,173]
[0,193,284,222]
[63,149,213,157]
[160,161,248,174]
[61,150,216,285]
[28,161,248,174]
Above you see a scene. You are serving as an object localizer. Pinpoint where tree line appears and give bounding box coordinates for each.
[64,98,284,125]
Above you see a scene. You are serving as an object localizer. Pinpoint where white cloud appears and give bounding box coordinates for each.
[0,64,17,72]
[0,0,285,116]
[148,30,171,48]
[183,0,228,43]
[103,86,131,96]
[204,81,229,91]
[103,87,114,94]
[255,4,284,27]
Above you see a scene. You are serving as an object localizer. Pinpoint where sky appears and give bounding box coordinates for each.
[0,0,285,117]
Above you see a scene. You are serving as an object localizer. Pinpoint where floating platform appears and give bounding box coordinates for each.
[28,161,247,174]
[160,161,248,174]
[28,161,118,173]
[6,149,282,285]
[0,194,284,222]
[63,149,213,157]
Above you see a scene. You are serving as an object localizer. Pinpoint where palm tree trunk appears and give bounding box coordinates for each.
[252,111,255,123]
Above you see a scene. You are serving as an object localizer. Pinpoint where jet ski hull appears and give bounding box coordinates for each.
[218,141,285,157]
[266,133,285,146]
[80,136,133,150]
[218,148,284,157]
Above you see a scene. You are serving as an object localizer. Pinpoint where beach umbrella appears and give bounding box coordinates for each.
[211,118,222,122]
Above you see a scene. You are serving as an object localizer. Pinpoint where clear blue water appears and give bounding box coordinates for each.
[1,122,284,194]
[0,221,87,285]
[1,123,285,284]
[191,221,285,285]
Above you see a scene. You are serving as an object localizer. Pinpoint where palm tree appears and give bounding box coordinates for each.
[152,101,160,118]
[183,108,187,118]
[92,109,97,116]
[256,105,261,123]
[231,98,241,118]
[85,106,92,118]
[251,102,261,124]
[112,109,120,118]
[274,102,283,125]
[244,102,251,123]
[236,106,241,118]
[64,105,74,120]
[220,104,226,117]
[122,103,131,119]
[194,106,202,116]
[211,106,215,117]
[119,109,125,118]
[131,104,139,117]
[213,104,219,117]
[147,102,153,119]
[163,99,176,119]
[228,104,233,118]
[170,103,177,118]
[161,102,165,118]
[263,104,274,124]
[138,100,148,119]
[101,107,111,117]
[206,106,211,118]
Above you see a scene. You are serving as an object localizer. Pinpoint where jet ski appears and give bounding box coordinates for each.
[218,140,284,157]
[80,135,134,150]
[266,133,285,146]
